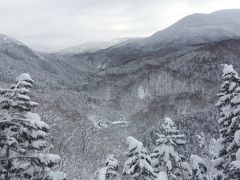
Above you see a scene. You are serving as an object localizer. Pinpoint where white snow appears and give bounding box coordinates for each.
[237,148,240,162]
[110,121,128,125]
[97,154,119,180]
[214,138,225,157]
[27,129,48,139]
[222,64,236,76]
[88,114,124,128]
[47,171,66,180]
[17,93,31,101]
[164,117,174,127]
[230,162,240,173]
[24,112,49,130]
[88,114,101,128]
[156,171,168,180]
[234,130,240,146]
[162,117,178,133]
[166,160,172,170]
[137,86,146,99]
[123,136,154,179]
[96,120,109,128]
[213,157,224,168]
[106,155,118,169]
[97,63,107,69]
[126,136,143,152]
[229,82,237,91]
[98,167,107,180]
[31,140,46,148]
[16,73,33,82]
[231,94,240,104]
[195,132,206,148]
[38,153,61,165]
[154,144,180,163]
[190,155,207,171]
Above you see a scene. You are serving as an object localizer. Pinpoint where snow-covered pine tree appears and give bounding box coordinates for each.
[190,155,209,180]
[122,136,154,180]
[0,73,66,180]
[213,64,240,180]
[195,132,207,150]
[151,117,192,180]
[98,155,119,180]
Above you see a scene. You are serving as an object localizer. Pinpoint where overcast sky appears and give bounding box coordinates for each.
[0,0,240,52]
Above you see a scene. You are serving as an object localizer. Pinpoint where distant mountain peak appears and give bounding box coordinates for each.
[57,37,133,55]
[0,33,24,46]
[212,9,240,15]
[144,9,240,47]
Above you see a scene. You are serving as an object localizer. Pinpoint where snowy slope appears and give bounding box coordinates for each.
[0,33,47,60]
[144,9,240,47]
[0,34,92,88]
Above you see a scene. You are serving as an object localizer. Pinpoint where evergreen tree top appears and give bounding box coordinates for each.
[123,136,154,179]
[219,64,240,94]
[221,64,239,82]
[126,136,144,154]
[156,117,186,147]
[0,73,38,111]
[105,154,118,170]
[162,117,178,133]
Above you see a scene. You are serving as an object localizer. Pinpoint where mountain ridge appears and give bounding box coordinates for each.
[143,9,240,48]
[56,37,135,55]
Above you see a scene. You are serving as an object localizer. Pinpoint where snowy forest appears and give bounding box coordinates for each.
[1,64,240,180]
[1,3,240,180]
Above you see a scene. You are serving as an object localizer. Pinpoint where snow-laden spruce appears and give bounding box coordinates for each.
[151,117,192,180]
[213,64,240,180]
[190,155,209,180]
[0,73,66,180]
[98,154,119,180]
[122,136,154,180]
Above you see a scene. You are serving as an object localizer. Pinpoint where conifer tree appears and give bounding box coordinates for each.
[151,117,192,180]
[98,155,119,180]
[213,64,240,180]
[190,155,209,180]
[122,136,154,180]
[0,73,66,180]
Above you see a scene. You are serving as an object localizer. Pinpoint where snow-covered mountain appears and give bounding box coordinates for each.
[0,33,92,89]
[68,9,240,70]
[57,37,131,55]
[0,33,24,46]
[1,9,240,179]
[143,9,240,48]
[0,33,42,59]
